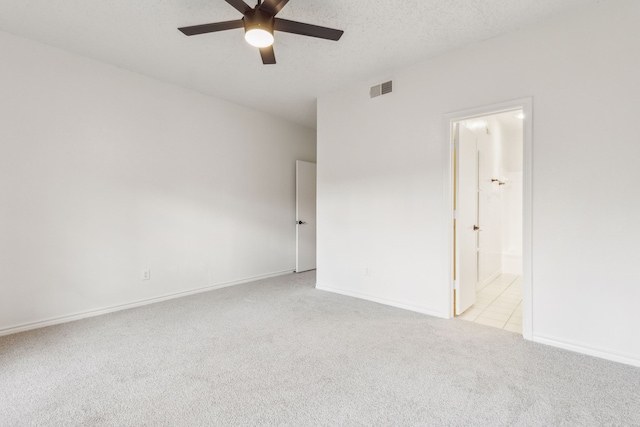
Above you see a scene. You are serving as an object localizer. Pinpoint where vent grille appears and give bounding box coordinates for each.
[370,80,393,98]
[381,80,393,95]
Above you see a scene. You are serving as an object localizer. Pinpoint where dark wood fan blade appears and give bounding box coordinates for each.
[274,18,343,41]
[178,20,244,36]
[225,0,252,14]
[259,46,276,64]
[258,0,290,16]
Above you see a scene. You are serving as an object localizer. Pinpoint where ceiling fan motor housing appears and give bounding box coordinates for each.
[243,9,274,34]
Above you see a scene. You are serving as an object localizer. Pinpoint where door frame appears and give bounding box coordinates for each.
[443,98,533,340]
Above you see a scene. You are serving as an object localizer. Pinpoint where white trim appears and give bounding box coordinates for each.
[443,98,533,340]
[0,269,293,337]
[533,334,640,368]
[316,284,447,319]
[443,119,456,318]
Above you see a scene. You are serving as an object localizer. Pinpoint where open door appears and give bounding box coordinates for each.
[455,124,479,315]
[296,161,316,272]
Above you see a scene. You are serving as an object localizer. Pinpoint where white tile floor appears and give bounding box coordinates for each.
[458,274,522,334]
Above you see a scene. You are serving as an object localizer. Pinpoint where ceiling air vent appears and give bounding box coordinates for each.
[370,80,393,98]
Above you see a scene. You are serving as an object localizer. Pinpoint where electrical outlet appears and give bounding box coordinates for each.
[364,267,370,276]
[142,269,151,281]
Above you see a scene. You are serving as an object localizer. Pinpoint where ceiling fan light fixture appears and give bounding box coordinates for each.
[178,0,344,65]
[243,9,274,48]
[245,28,274,48]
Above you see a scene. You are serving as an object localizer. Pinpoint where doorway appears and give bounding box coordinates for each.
[445,99,532,339]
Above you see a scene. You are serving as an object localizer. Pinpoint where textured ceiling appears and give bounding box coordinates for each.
[0,0,595,129]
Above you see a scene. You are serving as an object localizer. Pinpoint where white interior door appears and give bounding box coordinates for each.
[456,124,479,315]
[296,161,316,272]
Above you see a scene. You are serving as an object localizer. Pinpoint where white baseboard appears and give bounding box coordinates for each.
[315,283,447,319]
[502,253,522,275]
[478,269,501,290]
[533,333,640,368]
[0,269,294,337]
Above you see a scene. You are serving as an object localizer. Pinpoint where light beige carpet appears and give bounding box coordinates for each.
[1,271,638,426]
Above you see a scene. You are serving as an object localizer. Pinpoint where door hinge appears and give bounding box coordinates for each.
[453,280,459,291]
[453,210,457,219]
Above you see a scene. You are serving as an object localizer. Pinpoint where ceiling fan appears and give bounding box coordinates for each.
[178,0,344,65]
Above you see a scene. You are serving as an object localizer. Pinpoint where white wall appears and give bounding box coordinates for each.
[317,0,640,365]
[497,115,523,274]
[0,30,316,334]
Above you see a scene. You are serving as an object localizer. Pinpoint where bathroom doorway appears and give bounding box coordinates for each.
[446,99,532,337]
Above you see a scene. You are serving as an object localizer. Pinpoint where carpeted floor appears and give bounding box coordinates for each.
[1,271,638,426]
